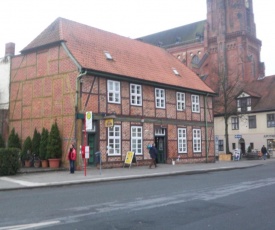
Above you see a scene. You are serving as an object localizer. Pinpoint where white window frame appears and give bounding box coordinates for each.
[131,126,143,155]
[155,88,165,108]
[130,84,142,106]
[107,80,120,104]
[107,125,121,156]
[191,95,200,113]
[193,129,201,153]
[177,92,185,111]
[231,117,239,130]
[178,128,187,153]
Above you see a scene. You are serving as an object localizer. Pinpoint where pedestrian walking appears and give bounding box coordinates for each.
[68,143,77,173]
[149,143,158,168]
[261,145,268,160]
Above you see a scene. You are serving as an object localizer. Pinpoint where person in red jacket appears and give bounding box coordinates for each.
[68,143,77,173]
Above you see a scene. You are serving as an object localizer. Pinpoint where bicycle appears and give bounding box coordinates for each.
[29,153,41,167]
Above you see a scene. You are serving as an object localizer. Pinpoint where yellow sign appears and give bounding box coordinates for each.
[105,118,114,128]
[124,151,134,164]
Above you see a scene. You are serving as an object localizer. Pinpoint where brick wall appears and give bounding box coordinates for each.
[10,45,78,160]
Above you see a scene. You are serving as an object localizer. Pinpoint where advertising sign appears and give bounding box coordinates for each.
[86,111,93,131]
[85,146,90,159]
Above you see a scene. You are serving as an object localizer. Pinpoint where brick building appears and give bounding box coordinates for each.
[139,0,264,92]
[139,0,267,156]
[10,18,215,167]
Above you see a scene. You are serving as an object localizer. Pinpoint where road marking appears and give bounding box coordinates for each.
[65,177,275,213]
[0,177,47,187]
[0,221,60,230]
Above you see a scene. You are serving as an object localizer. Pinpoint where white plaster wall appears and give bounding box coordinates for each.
[215,112,275,153]
[0,56,10,109]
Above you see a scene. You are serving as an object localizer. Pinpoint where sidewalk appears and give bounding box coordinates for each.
[1,158,274,191]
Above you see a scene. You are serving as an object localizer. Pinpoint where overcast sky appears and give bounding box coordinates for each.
[0,0,274,76]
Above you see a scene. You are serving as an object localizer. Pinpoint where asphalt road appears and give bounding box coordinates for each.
[1,162,275,230]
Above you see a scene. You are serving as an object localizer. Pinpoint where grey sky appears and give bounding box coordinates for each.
[1,0,274,75]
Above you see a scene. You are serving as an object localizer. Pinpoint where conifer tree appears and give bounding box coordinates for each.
[47,122,62,159]
[32,128,41,157]
[39,128,49,160]
[0,134,5,148]
[8,128,21,149]
[21,136,32,161]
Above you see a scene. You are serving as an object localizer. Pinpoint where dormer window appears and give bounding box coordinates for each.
[104,51,113,60]
[172,68,180,76]
[237,97,251,113]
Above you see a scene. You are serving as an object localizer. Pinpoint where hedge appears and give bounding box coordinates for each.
[0,148,21,176]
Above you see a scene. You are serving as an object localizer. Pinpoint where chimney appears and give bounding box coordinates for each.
[5,42,15,56]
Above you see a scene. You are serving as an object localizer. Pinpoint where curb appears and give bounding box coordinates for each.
[0,164,261,192]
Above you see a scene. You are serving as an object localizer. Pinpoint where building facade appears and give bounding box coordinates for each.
[10,18,215,167]
[0,43,15,144]
[139,0,264,92]
[214,76,275,155]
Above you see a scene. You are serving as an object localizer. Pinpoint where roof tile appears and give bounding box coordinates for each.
[21,17,214,94]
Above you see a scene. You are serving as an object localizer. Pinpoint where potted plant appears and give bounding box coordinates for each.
[39,128,49,168]
[32,128,41,168]
[47,122,62,168]
[8,128,21,149]
[21,136,32,167]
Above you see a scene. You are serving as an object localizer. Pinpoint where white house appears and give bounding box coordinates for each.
[215,76,275,156]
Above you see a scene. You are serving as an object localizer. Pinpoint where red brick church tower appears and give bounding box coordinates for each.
[139,0,264,92]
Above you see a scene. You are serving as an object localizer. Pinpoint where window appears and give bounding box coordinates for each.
[108,125,121,155]
[267,114,275,127]
[130,84,142,106]
[104,51,113,60]
[237,98,251,112]
[155,128,165,136]
[172,68,180,76]
[193,129,201,152]
[232,143,236,150]
[177,92,185,111]
[191,95,200,113]
[108,80,120,103]
[131,126,142,155]
[191,55,200,65]
[248,115,256,129]
[218,140,224,151]
[250,143,254,149]
[155,88,165,108]
[178,128,187,153]
[231,117,239,130]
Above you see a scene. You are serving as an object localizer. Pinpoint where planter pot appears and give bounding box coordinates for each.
[41,160,49,168]
[25,160,31,168]
[34,160,41,168]
[48,159,61,168]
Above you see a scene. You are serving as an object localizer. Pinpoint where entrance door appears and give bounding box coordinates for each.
[239,138,245,155]
[88,134,96,165]
[155,136,166,163]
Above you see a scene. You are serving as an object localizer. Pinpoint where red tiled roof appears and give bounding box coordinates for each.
[241,75,275,111]
[21,17,214,94]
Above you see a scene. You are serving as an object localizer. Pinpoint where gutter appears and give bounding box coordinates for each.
[204,93,209,162]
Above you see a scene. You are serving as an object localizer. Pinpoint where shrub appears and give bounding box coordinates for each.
[0,148,21,176]
[21,136,32,161]
[0,134,5,148]
[8,128,21,149]
[47,122,62,159]
[32,128,41,157]
[39,128,49,160]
